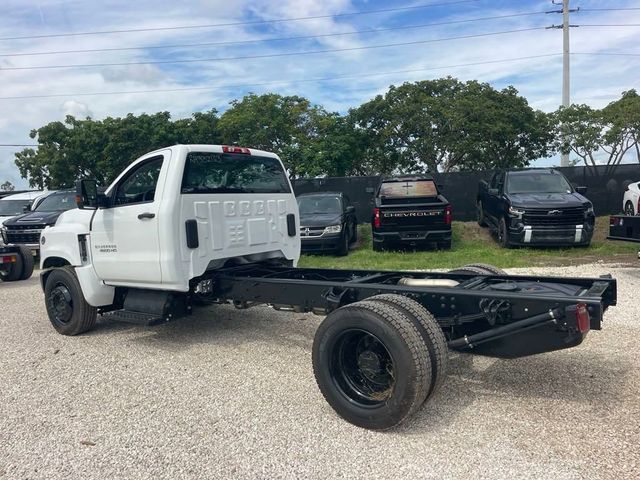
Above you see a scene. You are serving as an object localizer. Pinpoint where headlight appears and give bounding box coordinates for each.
[585,204,594,215]
[324,224,342,234]
[508,206,525,217]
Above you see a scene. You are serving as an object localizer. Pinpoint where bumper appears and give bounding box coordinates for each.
[373,229,451,247]
[301,234,343,253]
[508,222,594,246]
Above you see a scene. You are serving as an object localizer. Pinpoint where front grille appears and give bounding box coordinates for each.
[523,207,585,226]
[6,226,43,244]
[300,226,325,237]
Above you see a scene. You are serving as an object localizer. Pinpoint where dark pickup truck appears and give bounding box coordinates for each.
[371,175,452,251]
[477,169,595,248]
[608,215,640,259]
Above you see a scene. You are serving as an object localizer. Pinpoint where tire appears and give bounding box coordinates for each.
[0,250,23,282]
[312,301,431,430]
[336,230,349,256]
[625,201,635,216]
[458,263,506,275]
[351,223,358,243]
[448,265,491,275]
[498,217,512,248]
[438,240,452,250]
[477,201,487,227]
[18,246,34,280]
[44,266,97,335]
[365,295,448,401]
[372,241,383,252]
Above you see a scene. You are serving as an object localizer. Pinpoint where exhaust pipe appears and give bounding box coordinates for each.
[398,278,459,287]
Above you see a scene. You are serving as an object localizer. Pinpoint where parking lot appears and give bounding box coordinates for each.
[1,264,639,480]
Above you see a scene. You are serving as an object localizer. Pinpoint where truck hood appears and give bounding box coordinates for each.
[3,210,64,227]
[299,213,343,228]
[507,192,588,209]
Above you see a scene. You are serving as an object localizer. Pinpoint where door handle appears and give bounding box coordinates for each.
[138,212,155,220]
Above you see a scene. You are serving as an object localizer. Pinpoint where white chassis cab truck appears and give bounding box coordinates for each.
[40,144,616,430]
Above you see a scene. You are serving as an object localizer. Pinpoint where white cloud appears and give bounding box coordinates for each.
[61,99,92,118]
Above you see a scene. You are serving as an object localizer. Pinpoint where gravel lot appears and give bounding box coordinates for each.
[1,264,639,480]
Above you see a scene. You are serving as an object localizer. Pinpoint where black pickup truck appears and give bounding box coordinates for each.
[371,175,452,251]
[477,169,595,248]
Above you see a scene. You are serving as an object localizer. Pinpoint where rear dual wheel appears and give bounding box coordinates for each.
[312,295,447,430]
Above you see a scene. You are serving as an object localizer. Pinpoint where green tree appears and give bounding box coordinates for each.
[0,181,15,191]
[218,93,356,177]
[15,110,220,188]
[349,77,553,174]
[554,90,640,176]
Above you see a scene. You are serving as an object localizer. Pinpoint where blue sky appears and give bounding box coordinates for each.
[1,0,638,188]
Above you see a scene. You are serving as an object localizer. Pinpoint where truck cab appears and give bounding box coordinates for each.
[477,169,595,248]
[40,145,300,312]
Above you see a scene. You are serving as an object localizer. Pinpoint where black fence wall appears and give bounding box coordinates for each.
[293,164,640,223]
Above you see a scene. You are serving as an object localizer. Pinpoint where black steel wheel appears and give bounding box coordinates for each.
[313,301,431,430]
[44,266,97,335]
[477,201,487,227]
[625,201,635,216]
[0,251,23,282]
[18,246,34,280]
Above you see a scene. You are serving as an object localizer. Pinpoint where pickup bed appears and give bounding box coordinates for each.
[477,169,595,248]
[372,176,452,251]
[37,145,616,431]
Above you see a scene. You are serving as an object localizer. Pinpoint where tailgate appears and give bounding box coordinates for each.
[379,202,448,230]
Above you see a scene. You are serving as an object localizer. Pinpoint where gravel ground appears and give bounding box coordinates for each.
[0,264,639,480]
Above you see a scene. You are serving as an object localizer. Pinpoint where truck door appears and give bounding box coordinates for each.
[90,153,168,285]
[486,172,505,221]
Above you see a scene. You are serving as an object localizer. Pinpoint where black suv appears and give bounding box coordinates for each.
[371,175,452,251]
[477,169,595,247]
[297,192,357,256]
[1,190,77,255]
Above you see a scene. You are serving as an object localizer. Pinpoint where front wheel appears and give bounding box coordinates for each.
[44,266,97,335]
[312,301,431,430]
[498,217,512,249]
[625,201,635,216]
[336,230,349,256]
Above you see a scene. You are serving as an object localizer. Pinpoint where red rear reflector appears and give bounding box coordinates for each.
[373,208,381,229]
[222,146,251,154]
[575,303,590,333]
[1,255,16,264]
[444,205,452,225]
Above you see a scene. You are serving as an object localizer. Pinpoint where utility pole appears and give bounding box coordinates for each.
[548,0,579,166]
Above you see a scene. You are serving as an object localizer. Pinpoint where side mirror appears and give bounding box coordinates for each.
[346,205,356,214]
[488,188,499,196]
[575,186,587,195]
[76,179,100,209]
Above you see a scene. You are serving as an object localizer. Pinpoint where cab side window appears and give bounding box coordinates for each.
[114,156,164,206]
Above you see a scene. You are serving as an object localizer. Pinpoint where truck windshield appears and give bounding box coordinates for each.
[0,200,29,216]
[34,193,77,212]
[507,173,572,194]
[379,180,438,198]
[181,152,291,194]
[297,196,342,215]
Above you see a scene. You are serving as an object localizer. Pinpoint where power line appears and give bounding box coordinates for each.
[580,7,640,12]
[577,24,640,27]
[573,52,640,57]
[0,27,546,71]
[0,53,563,100]
[0,144,38,147]
[0,11,548,58]
[0,0,480,41]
